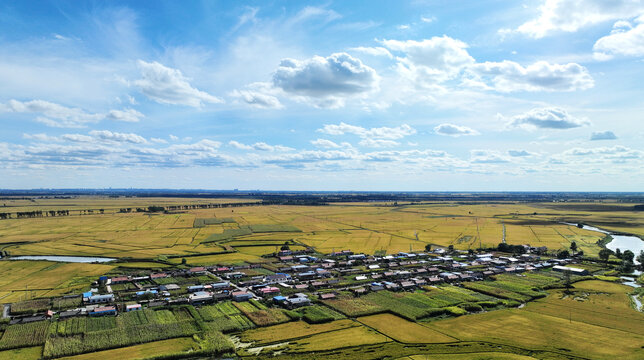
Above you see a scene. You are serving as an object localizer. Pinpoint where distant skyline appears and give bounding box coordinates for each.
[1,0,643,191]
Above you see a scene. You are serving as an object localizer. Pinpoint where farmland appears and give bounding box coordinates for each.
[0,195,643,359]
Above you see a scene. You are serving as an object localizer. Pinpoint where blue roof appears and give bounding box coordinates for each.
[83,291,93,298]
[273,296,286,301]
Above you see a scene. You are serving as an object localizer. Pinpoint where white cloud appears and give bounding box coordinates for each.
[0,99,144,128]
[230,83,283,109]
[358,139,399,148]
[169,135,179,141]
[348,47,393,59]
[61,134,94,142]
[1,99,103,127]
[421,16,436,23]
[506,107,590,130]
[150,138,168,144]
[593,17,644,58]
[590,130,618,140]
[272,53,379,108]
[318,122,416,140]
[134,60,223,107]
[382,36,474,86]
[397,24,410,30]
[561,145,642,160]
[105,108,144,122]
[465,61,593,92]
[434,123,479,137]
[228,140,293,152]
[311,139,342,149]
[470,149,511,163]
[509,0,644,38]
[508,149,537,157]
[89,130,147,144]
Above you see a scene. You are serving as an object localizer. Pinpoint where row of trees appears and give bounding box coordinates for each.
[598,248,644,272]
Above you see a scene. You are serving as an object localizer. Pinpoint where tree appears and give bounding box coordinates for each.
[557,249,570,259]
[622,250,635,263]
[448,244,454,252]
[570,241,577,254]
[637,251,644,270]
[424,244,432,252]
[599,248,612,262]
[615,248,622,259]
[181,258,187,265]
[620,261,634,273]
[280,242,290,251]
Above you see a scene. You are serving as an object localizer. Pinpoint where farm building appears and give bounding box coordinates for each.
[189,291,213,305]
[126,304,142,312]
[110,276,130,284]
[85,294,114,304]
[232,291,253,302]
[90,306,117,317]
[552,265,588,275]
[211,281,230,290]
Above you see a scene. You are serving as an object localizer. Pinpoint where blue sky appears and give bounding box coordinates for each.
[0,0,643,190]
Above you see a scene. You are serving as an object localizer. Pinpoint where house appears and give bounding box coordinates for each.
[59,309,83,319]
[188,285,205,293]
[189,291,213,305]
[110,276,129,284]
[160,284,181,291]
[285,295,310,308]
[213,292,231,300]
[232,291,253,302]
[150,273,168,280]
[211,281,231,290]
[258,287,280,296]
[265,273,290,284]
[126,304,142,312]
[273,295,287,304]
[189,267,207,275]
[85,294,114,304]
[370,282,385,291]
[352,287,367,295]
[552,265,588,275]
[90,306,117,317]
[319,293,336,300]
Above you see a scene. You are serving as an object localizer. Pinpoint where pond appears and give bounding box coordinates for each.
[1,255,116,263]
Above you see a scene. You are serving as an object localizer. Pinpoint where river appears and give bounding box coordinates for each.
[563,222,644,262]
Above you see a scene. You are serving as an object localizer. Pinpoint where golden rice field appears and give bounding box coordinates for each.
[1,199,642,263]
[0,261,114,303]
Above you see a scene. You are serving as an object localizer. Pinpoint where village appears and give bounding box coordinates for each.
[4,245,588,325]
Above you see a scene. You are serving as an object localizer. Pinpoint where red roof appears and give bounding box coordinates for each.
[190,267,206,272]
[150,273,168,278]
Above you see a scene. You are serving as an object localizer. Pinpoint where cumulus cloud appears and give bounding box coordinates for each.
[508,149,537,157]
[311,139,342,149]
[382,36,474,84]
[465,61,594,92]
[358,139,399,148]
[272,53,379,107]
[134,60,223,107]
[318,122,416,140]
[1,99,103,127]
[561,145,642,161]
[105,108,144,122]
[348,46,393,58]
[230,89,283,109]
[470,149,511,163]
[434,123,479,137]
[228,140,293,152]
[590,131,618,140]
[593,16,644,58]
[506,107,590,130]
[89,130,147,144]
[508,0,644,38]
[0,99,145,128]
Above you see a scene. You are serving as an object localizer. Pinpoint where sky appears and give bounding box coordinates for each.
[0,0,643,191]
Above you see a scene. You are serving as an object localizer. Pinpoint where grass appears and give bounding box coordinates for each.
[404,352,538,359]
[239,319,357,344]
[357,314,457,343]
[322,295,385,317]
[427,281,644,360]
[57,337,196,360]
[284,325,392,353]
[0,346,42,360]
